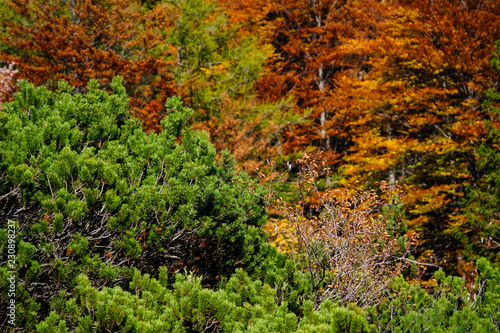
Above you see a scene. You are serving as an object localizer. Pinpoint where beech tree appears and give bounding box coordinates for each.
[224,0,500,273]
[0,0,178,131]
[244,0,389,170]
[334,0,500,271]
[455,40,500,264]
[265,152,415,308]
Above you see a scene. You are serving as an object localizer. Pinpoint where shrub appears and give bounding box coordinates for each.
[0,78,278,329]
[266,152,415,308]
[35,268,374,332]
[369,258,500,332]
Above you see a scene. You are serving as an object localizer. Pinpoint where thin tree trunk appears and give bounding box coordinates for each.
[386,122,396,187]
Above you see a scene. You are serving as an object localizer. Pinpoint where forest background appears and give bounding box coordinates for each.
[1,0,500,331]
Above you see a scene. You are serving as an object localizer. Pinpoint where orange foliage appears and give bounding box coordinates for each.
[243,0,395,177]
[335,0,500,266]
[266,152,415,306]
[232,0,500,268]
[0,0,177,131]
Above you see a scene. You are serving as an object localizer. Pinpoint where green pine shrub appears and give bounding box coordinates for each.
[0,78,283,329]
[35,268,374,332]
[369,258,500,332]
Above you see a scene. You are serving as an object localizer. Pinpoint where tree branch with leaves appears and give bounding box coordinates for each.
[264,152,416,308]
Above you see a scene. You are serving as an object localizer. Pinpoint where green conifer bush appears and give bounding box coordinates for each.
[369,258,500,332]
[0,78,283,329]
[35,268,374,332]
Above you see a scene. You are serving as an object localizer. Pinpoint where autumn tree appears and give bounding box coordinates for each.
[197,0,500,274]
[453,40,500,264]
[244,0,390,171]
[0,0,177,130]
[335,0,500,271]
[265,152,414,308]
